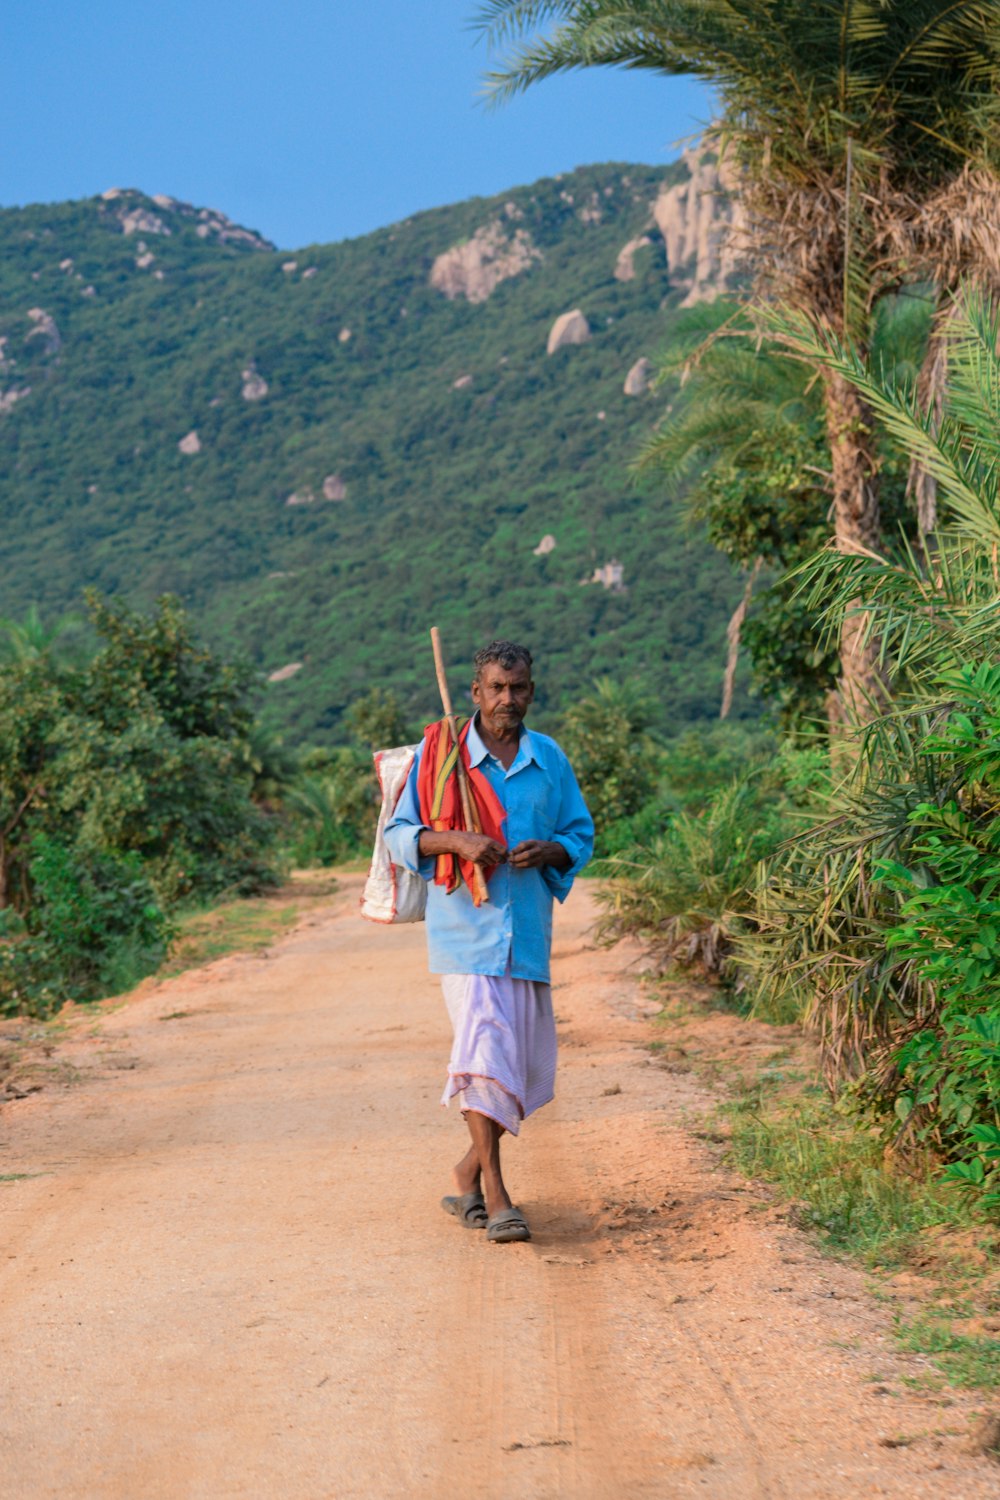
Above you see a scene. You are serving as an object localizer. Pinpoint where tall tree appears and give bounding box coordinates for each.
[477,0,1000,723]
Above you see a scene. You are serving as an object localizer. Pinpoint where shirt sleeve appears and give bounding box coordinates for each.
[383,742,435,880]
[544,752,595,903]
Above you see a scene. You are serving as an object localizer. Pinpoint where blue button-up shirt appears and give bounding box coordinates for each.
[383,716,594,984]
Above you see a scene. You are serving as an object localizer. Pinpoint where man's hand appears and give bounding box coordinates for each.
[508,839,570,871]
[419,829,507,865]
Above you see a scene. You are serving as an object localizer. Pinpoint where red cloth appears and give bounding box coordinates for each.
[416,717,507,904]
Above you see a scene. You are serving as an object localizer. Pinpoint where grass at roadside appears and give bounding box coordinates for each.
[646,979,1000,1392]
[156,871,340,982]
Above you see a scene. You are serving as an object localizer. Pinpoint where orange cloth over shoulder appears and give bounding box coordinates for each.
[416,717,507,905]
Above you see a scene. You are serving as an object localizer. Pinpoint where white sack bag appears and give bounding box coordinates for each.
[360,743,427,924]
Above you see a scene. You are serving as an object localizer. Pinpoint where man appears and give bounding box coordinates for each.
[384,640,594,1244]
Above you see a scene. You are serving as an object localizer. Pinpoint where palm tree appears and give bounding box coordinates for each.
[740,284,1000,1081]
[477,0,1000,723]
[0,604,81,664]
[639,294,932,726]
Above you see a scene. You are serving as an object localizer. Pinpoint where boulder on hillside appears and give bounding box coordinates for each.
[241,365,269,401]
[25,307,61,356]
[0,388,31,415]
[178,430,201,455]
[285,488,315,506]
[120,207,170,237]
[614,235,652,281]
[323,474,347,501]
[582,559,625,591]
[430,222,542,304]
[533,534,556,556]
[547,309,591,355]
[268,662,303,683]
[624,357,653,396]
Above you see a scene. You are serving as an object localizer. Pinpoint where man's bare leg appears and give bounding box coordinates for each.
[451,1141,481,1197]
[464,1111,512,1219]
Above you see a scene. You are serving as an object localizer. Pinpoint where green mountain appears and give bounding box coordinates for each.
[0,160,752,741]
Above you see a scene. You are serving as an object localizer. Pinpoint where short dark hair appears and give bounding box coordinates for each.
[474,639,533,680]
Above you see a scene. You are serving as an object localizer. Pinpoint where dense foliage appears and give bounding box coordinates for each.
[557,677,657,839]
[640,297,931,730]
[599,290,1000,1214]
[0,593,278,1014]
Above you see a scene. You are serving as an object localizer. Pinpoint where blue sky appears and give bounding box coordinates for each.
[2,1,712,249]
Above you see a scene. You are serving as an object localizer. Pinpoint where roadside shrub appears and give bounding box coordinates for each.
[0,836,172,1016]
[596,745,825,978]
[559,678,658,843]
[287,749,379,866]
[872,666,1000,1211]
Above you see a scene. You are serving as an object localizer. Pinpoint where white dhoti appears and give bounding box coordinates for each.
[440,969,556,1136]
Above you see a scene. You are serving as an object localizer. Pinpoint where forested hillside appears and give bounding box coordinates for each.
[0,160,749,740]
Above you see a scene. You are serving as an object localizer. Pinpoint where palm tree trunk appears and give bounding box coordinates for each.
[908,298,955,540]
[824,370,885,729]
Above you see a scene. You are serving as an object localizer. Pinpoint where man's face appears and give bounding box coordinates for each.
[472,660,534,737]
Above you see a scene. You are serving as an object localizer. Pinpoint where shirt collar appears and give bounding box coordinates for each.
[467,714,537,770]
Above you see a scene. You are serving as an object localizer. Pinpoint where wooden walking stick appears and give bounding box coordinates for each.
[430,626,489,905]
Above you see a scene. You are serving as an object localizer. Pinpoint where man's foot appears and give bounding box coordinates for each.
[486,1206,531,1243]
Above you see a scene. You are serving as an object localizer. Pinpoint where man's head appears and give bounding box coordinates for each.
[471,639,534,739]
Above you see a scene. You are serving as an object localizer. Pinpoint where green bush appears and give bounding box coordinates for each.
[873,665,1000,1210]
[559,678,658,843]
[0,593,281,1015]
[287,748,379,866]
[596,744,825,977]
[0,836,172,1016]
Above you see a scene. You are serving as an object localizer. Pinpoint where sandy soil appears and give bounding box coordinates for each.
[0,877,996,1499]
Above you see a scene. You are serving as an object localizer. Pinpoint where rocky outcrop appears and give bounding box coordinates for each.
[268,662,303,683]
[25,308,61,356]
[338,328,352,343]
[241,364,268,401]
[104,189,274,252]
[533,534,556,556]
[322,474,347,501]
[452,373,473,390]
[652,144,743,305]
[583,560,624,591]
[190,206,271,250]
[579,191,603,225]
[285,489,314,506]
[614,235,652,281]
[624,357,653,396]
[0,387,30,415]
[120,206,170,237]
[178,430,201,455]
[430,222,542,304]
[546,309,590,355]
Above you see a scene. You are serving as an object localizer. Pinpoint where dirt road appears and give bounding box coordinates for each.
[0,879,995,1498]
